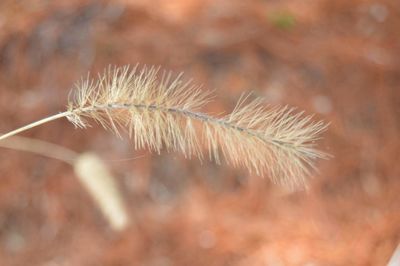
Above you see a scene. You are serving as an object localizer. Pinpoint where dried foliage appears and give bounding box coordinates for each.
[0,65,328,188]
[0,136,129,231]
[74,152,129,231]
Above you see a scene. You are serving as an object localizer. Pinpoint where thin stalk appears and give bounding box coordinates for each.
[1,103,307,154]
[0,135,78,164]
[75,104,289,149]
[0,111,71,141]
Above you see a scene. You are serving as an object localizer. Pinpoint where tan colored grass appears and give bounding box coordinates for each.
[0,65,328,189]
[74,152,129,231]
[0,136,130,231]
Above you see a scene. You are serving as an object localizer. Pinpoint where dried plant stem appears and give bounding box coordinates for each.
[73,103,289,148]
[0,65,328,188]
[0,111,72,141]
[0,104,289,150]
[0,136,129,231]
[74,152,129,231]
[0,135,78,163]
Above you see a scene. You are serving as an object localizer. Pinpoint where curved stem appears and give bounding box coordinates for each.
[0,111,71,141]
[76,104,289,148]
[0,135,78,164]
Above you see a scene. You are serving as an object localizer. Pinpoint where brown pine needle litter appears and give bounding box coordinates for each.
[0,65,329,189]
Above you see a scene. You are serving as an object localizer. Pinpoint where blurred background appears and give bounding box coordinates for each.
[0,0,399,265]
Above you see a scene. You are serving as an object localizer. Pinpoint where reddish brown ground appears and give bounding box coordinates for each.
[0,1,399,265]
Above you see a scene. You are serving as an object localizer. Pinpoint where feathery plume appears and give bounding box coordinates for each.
[0,65,328,188]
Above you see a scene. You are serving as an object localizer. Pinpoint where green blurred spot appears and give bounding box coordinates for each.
[269,11,296,30]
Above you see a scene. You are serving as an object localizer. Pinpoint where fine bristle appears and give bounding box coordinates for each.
[66,65,328,189]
